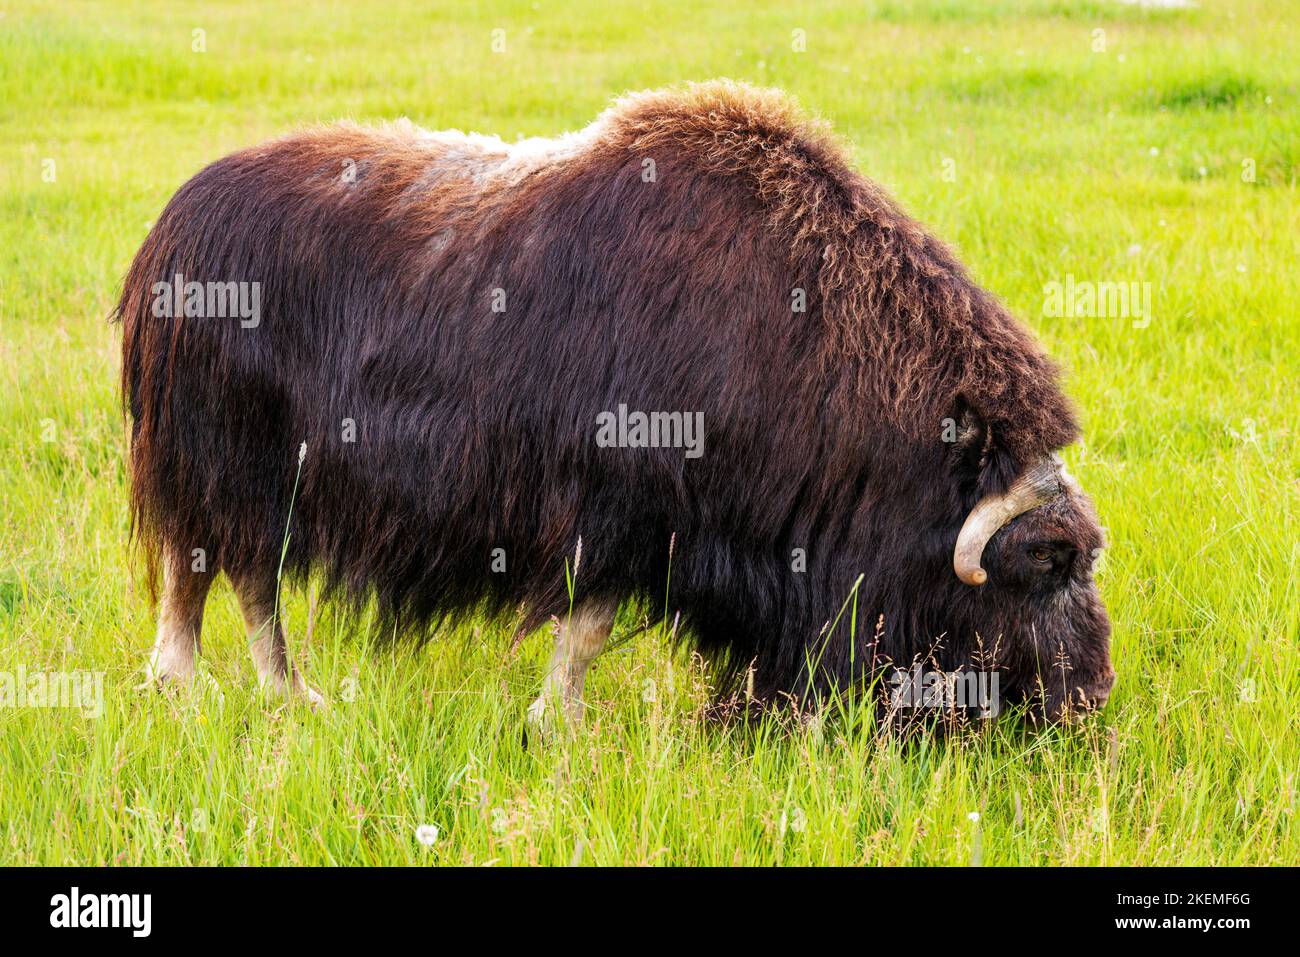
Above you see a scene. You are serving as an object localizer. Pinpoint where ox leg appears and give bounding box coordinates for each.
[526,601,618,728]
[143,544,215,690]
[228,566,324,707]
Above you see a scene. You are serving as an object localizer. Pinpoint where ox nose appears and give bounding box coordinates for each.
[1088,668,1116,706]
[1066,668,1116,719]
[1033,669,1115,725]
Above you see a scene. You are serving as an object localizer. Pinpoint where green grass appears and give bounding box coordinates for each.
[2,0,1297,865]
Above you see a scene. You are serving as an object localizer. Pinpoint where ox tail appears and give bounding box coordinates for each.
[115,158,301,608]
[114,221,177,602]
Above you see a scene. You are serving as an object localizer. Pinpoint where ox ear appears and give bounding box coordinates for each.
[946,396,991,474]
[949,397,1026,498]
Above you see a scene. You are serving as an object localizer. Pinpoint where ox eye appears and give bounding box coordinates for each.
[1028,546,1054,564]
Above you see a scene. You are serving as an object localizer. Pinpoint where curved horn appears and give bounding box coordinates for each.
[954,455,1062,586]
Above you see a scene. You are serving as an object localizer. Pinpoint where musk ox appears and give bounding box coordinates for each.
[116,81,1114,724]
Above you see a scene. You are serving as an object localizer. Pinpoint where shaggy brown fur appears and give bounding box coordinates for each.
[116,81,1112,718]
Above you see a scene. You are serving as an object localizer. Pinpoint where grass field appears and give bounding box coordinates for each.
[1,0,1297,865]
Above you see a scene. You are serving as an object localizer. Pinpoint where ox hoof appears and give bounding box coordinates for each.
[526,694,582,735]
[526,695,552,730]
[140,649,194,693]
[526,695,569,737]
[140,660,225,709]
[257,672,326,710]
